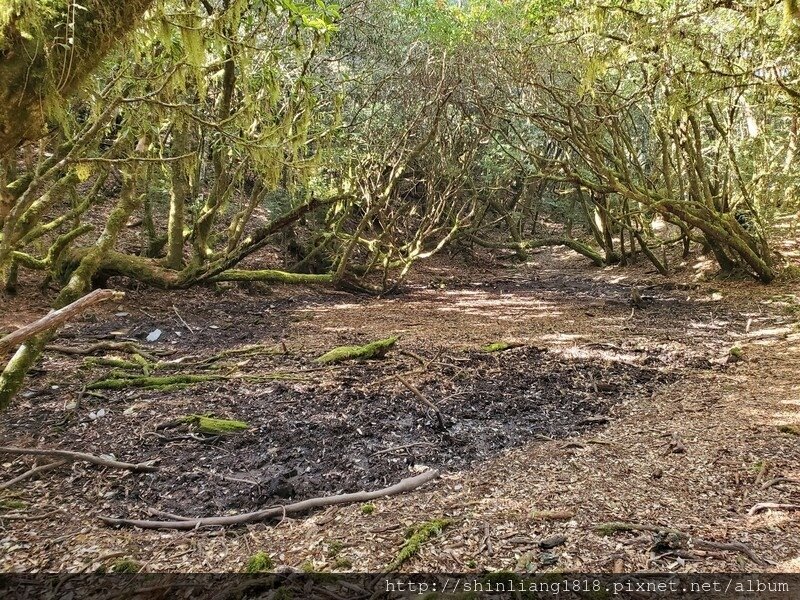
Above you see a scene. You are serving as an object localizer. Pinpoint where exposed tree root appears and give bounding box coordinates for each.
[593,521,683,536]
[396,374,446,430]
[692,539,773,566]
[99,469,439,530]
[0,447,157,473]
[47,341,161,360]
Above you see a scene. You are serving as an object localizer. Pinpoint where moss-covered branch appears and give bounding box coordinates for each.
[210,270,333,285]
[316,337,397,364]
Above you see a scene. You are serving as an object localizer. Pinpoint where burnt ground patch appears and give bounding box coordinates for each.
[2,344,675,520]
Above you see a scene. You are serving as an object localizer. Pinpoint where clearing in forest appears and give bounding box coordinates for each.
[2,250,799,572]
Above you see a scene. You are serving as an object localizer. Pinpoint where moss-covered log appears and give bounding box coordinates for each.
[210,270,333,285]
[386,519,452,571]
[316,337,398,364]
[182,415,249,435]
[481,341,525,353]
[87,372,300,391]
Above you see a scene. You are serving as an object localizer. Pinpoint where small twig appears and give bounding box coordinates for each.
[399,349,426,365]
[0,510,62,522]
[692,539,773,566]
[0,460,67,490]
[192,470,259,487]
[370,442,436,457]
[396,374,446,430]
[172,304,195,334]
[483,522,494,556]
[146,508,193,521]
[761,477,800,490]
[0,447,158,472]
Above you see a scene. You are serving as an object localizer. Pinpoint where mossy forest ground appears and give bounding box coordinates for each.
[1,247,799,573]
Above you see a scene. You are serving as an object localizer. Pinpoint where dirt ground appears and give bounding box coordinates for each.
[1,248,799,573]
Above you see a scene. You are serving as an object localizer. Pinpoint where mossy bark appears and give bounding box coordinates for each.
[316,337,397,364]
[183,415,249,435]
[166,123,191,270]
[210,270,333,285]
[386,519,451,571]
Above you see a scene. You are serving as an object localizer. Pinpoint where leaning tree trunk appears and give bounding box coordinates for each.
[0,168,141,411]
[0,0,155,156]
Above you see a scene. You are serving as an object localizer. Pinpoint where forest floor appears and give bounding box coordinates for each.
[1,248,799,573]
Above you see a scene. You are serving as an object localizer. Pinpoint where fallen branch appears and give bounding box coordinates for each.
[593,521,772,566]
[0,447,158,472]
[396,374,446,430]
[0,289,123,357]
[99,469,440,530]
[692,539,772,566]
[747,502,800,517]
[761,477,800,490]
[0,460,67,490]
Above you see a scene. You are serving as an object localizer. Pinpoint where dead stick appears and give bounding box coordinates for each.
[1,289,123,356]
[0,460,67,490]
[0,447,158,472]
[370,442,436,457]
[396,374,446,430]
[747,502,800,517]
[146,508,193,521]
[761,477,800,490]
[99,469,440,530]
[692,539,771,566]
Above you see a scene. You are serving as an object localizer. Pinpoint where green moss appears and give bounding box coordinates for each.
[316,337,397,364]
[83,356,149,371]
[110,558,141,573]
[273,589,293,600]
[0,498,27,511]
[183,415,249,435]
[299,560,315,573]
[326,541,343,558]
[729,346,744,358]
[387,518,451,571]
[360,503,375,515]
[87,373,221,390]
[87,372,297,391]
[212,270,333,285]
[480,341,522,353]
[332,557,352,570]
[245,551,275,573]
[778,424,800,436]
